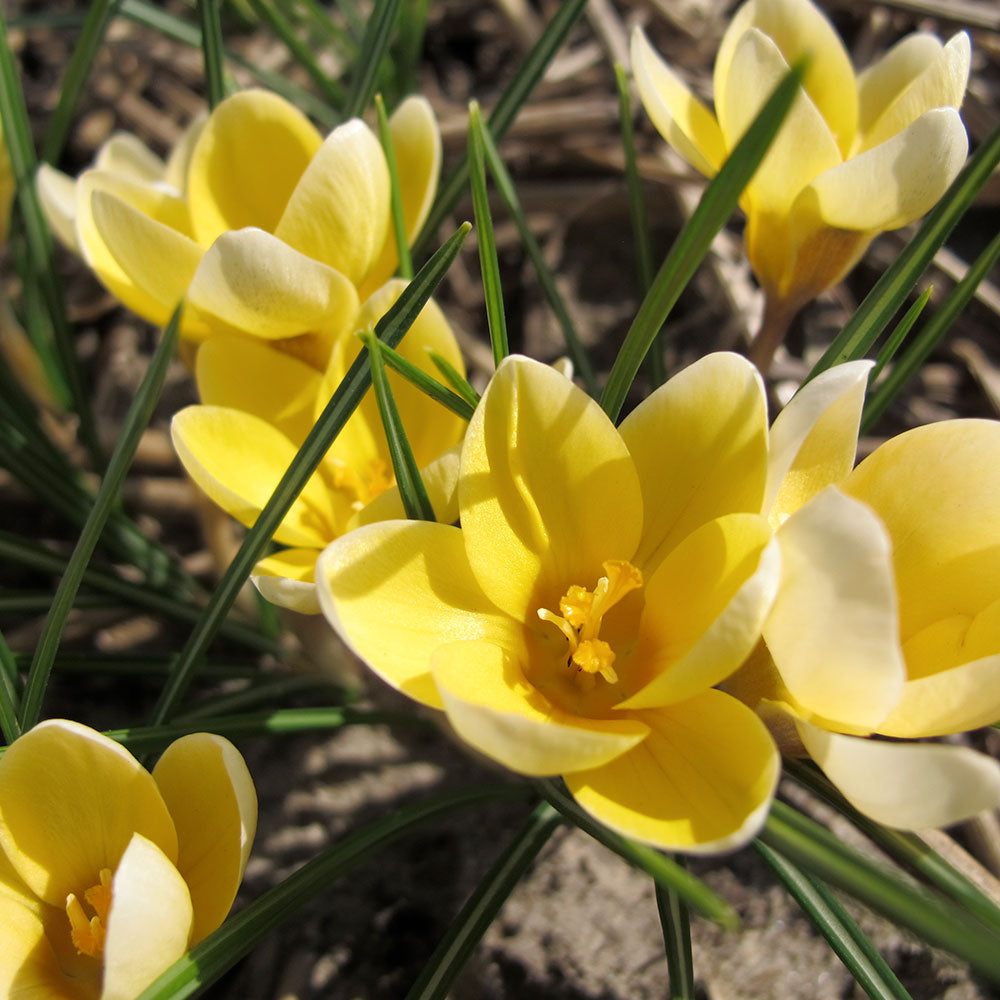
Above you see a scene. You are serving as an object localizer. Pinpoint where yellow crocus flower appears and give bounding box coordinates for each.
[316,353,783,853]
[36,90,440,364]
[632,0,970,369]
[0,719,256,998]
[171,280,467,615]
[728,365,1000,829]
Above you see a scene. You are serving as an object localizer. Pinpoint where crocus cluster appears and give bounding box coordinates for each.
[632,0,970,367]
[0,720,256,998]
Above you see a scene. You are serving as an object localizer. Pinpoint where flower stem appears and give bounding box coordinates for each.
[749,294,799,374]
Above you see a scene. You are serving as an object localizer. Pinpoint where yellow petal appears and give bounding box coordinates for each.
[186,89,322,246]
[94,133,165,183]
[620,352,767,574]
[859,32,970,153]
[432,639,649,776]
[171,405,340,548]
[316,521,515,708]
[798,721,1000,830]
[194,333,324,445]
[622,515,779,709]
[842,419,1000,640]
[347,279,467,469]
[715,0,857,156]
[800,108,967,232]
[630,27,726,176]
[567,690,779,853]
[765,359,870,520]
[856,32,945,138]
[100,834,192,1000]
[82,181,203,331]
[766,488,904,730]
[360,97,442,296]
[36,164,81,251]
[879,653,1000,738]
[0,893,83,1000]
[460,355,642,620]
[352,443,462,528]
[187,228,360,343]
[163,114,207,191]
[275,119,390,286]
[253,548,321,614]
[718,28,842,217]
[152,734,257,944]
[0,720,176,908]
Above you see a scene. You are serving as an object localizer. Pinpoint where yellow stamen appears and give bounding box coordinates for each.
[537,560,642,691]
[66,868,113,959]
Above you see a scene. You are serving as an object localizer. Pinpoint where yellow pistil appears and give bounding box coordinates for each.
[66,868,113,958]
[538,560,643,691]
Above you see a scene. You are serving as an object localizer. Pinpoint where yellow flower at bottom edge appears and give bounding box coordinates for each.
[317,352,783,853]
[0,719,257,999]
[170,280,468,615]
[632,0,969,364]
[727,364,1000,829]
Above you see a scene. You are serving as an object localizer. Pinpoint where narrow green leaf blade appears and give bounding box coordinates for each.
[376,92,413,279]
[197,0,227,108]
[374,340,475,420]
[600,60,806,421]
[344,0,402,119]
[869,286,933,382]
[656,875,695,1000]
[429,349,480,409]
[0,626,22,744]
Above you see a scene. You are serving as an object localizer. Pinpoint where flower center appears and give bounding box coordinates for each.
[66,868,113,959]
[328,457,395,510]
[537,560,643,692]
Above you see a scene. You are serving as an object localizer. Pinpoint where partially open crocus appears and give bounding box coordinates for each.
[632,0,970,369]
[36,89,439,364]
[0,719,256,999]
[171,280,467,615]
[728,364,1000,829]
[317,353,782,852]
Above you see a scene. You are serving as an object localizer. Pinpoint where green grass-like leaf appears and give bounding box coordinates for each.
[0,626,22,744]
[369,339,475,420]
[376,93,413,280]
[656,871,695,1000]
[19,306,181,730]
[758,800,1000,983]
[360,330,436,521]
[869,286,933,382]
[808,120,1000,379]
[429,349,481,409]
[413,0,589,258]
[41,0,124,163]
[198,0,227,108]
[134,785,533,1000]
[468,101,508,368]
[863,230,1000,431]
[600,59,805,422]
[405,801,562,1000]
[537,778,739,929]
[757,841,912,1000]
[149,223,470,725]
[473,108,598,395]
[343,0,402,119]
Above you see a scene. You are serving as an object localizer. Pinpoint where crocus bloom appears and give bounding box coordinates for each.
[632,0,970,367]
[317,353,782,852]
[0,719,257,998]
[728,364,1000,829]
[171,280,467,615]
[37,90,439,364]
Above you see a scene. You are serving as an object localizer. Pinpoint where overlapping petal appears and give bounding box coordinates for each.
[253,548,324,614]
[460,355,642,620]
[567,690,779,852]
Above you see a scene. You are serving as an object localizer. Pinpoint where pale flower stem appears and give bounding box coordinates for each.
[749,294,800,375]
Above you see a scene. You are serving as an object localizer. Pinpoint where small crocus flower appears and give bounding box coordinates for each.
[317,353,783,853]
[0,719,257,998]
[632,0,970,368]
[171,280,467,615]
[36,90,440,363]
[728,365,1000,829]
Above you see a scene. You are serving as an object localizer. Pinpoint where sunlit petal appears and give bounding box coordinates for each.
[460,355,642,620]
[317,521,515,708]
[0,893,83,1000]
[766,488,904,730]
[0,720,176,908]
[153,734,257,944]
[621,352,767,573]
[94,133,165,183]
[253,548,321,614]
[567,691,779,852]
[36,164,80,251]
[799,721,1000,830]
